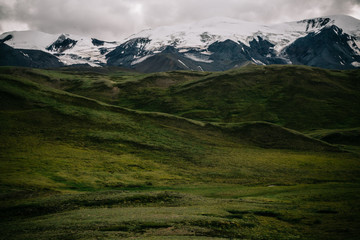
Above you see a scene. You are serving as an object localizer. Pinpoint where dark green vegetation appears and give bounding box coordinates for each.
[0,65,359,239]
[15,64,360,131]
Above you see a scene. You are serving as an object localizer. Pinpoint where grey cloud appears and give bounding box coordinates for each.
[10,0,140,40]
[0,0,359,40]
[0,2,11,19]
[0,6,6,20]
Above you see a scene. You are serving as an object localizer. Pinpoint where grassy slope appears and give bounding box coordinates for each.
[0,66,360,239]
[18,64,360,131]
[119,65,360,131]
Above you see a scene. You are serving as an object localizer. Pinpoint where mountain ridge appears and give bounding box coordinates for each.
[1,15,360,71]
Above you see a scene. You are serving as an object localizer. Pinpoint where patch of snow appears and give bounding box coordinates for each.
[351,61,360,67]
[251,57,265,65]
[184,53,213,63]
[20,51,29,58]
[178,48,189,53]
[131,55,153,65]
[201,51,213,55]
[178,59,189,69]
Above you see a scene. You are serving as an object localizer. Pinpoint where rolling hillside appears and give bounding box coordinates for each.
[13,64,360,131]
[0,66,359,239]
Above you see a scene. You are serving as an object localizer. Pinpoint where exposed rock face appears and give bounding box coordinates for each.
[285,25,360,69]
[46,34,78,53]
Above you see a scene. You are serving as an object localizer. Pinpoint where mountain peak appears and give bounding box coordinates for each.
[292,14,360,36]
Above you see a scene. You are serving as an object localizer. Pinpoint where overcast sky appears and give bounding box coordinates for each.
[1,0,360,41]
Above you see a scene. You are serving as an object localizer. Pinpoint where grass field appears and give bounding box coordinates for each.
[0,66,359,239]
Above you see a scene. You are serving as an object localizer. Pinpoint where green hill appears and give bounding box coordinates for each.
[11,64,360,131]
[113,65,360,131]
[0,66,360,239]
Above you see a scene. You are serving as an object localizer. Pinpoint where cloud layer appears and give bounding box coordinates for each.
[1,0,360,40]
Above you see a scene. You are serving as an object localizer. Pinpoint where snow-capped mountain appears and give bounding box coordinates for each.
[106,15,360,71]
[0,30,119,67]
[1,15,360,71]
[124,15,360,53]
